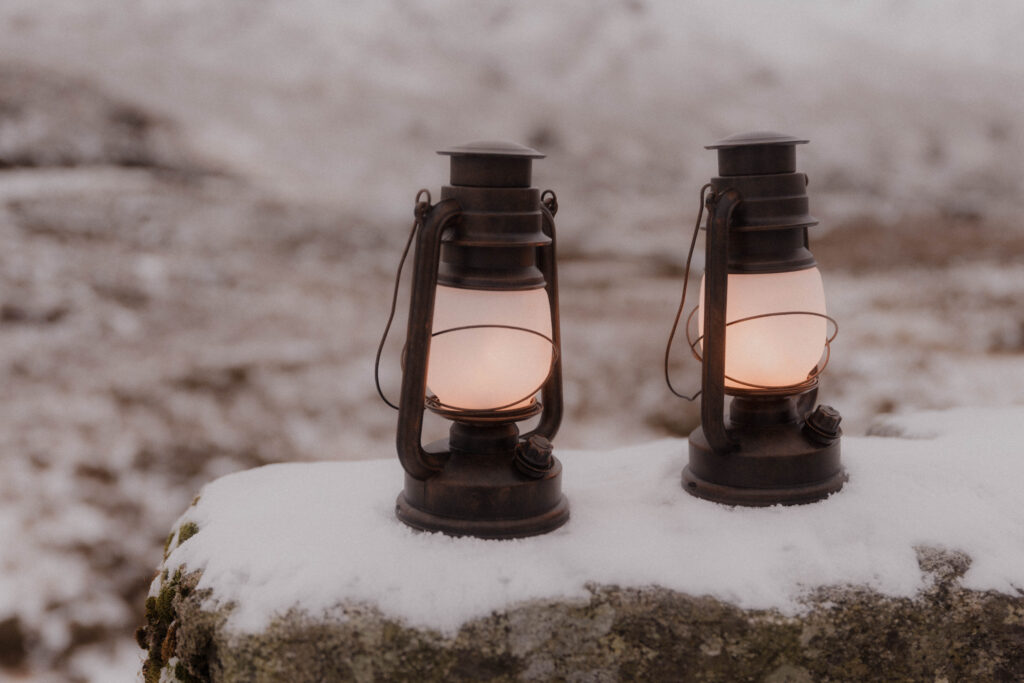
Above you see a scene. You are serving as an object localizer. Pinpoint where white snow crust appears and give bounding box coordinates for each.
[163,407,1024,635]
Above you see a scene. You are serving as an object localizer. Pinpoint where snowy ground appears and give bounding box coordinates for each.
[0,1,1021,680]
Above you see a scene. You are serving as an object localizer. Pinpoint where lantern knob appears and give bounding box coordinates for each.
[804,404,843,445]
[514,434,555,479]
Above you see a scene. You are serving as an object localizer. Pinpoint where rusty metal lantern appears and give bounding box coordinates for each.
[668,132,847,506]
[377,141,569,538]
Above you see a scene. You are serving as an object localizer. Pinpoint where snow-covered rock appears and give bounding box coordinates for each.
[140,407,1024,681]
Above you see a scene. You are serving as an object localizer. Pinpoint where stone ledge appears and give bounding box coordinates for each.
[141,547,1024,682]
[138,408,1024,681]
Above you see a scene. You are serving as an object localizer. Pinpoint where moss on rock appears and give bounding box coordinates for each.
[177,521,199,546]
[138,567,220,683]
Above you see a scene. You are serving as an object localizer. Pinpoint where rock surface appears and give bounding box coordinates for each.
[141,549,1024,682]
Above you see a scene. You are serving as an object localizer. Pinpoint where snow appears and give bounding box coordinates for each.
[163,406,1024,635]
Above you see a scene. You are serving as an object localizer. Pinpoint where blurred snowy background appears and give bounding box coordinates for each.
[0,0,1021,679]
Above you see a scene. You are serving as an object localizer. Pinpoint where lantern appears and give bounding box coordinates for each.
[677,132,846,506]
[385,141,569,537]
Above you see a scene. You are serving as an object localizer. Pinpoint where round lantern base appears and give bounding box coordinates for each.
[396,423,570,539]
[684,422,846,507]
[682,463,846,507]
[397,489,569,539]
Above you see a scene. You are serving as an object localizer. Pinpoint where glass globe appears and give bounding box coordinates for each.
[700,268,827,389]
[428,285,552,410]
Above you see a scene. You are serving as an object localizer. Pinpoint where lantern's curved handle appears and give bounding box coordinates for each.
[521,193,563,442]
[701,188,740,453]
[396,198,462,480]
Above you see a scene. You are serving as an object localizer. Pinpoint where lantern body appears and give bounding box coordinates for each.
[393,141,568,538]
[698,268,826,390]
[428,285,552,410]
[681,132,845,507]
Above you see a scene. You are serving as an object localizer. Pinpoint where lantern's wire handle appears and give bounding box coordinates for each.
[664,183,713,401]
[375,189,431,410]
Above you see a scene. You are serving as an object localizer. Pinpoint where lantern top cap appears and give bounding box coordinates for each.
[708,131,809,177]
[438,141,543,188]
[437,140,545,159]
[706,131,809,150]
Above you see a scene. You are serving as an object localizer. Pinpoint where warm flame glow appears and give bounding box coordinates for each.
[427,285,552,410]
[700,268,827,389]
